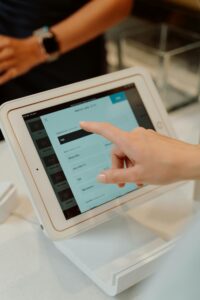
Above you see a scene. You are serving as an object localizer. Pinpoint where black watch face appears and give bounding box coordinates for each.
[43,36,59,54]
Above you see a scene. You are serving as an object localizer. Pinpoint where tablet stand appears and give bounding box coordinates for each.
[54,212,174,296]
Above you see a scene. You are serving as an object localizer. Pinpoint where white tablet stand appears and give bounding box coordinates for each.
[54,140,200,296]
[54,210,173,296]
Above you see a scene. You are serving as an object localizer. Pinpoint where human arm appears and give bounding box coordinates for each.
[0,0,133,85]
[51,0,133,54]
[80,121,200,186]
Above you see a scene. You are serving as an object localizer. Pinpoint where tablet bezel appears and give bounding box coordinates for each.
[1,68,175,239]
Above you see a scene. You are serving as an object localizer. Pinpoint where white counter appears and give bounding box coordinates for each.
[0,102,200,300]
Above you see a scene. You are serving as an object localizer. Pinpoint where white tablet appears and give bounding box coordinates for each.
[0,67,175,240]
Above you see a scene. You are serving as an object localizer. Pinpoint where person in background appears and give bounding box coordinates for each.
[80,121,200,300]
[0,0,133,140]
[0,0,133,102]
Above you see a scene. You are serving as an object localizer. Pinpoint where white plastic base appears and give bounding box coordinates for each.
[54,213,174,296]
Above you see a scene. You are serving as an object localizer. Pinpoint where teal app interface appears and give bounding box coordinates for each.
[41,92,138,213]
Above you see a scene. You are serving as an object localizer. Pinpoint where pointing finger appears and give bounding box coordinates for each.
[80,121,129,150]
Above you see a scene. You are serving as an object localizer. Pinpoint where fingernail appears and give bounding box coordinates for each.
[97,173,106,183]
[80,121,86,126]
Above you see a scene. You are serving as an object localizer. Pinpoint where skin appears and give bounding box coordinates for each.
[80,121,200,186]
[0,0,133,85]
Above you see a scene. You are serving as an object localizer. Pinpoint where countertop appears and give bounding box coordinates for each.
[0,101,200,300]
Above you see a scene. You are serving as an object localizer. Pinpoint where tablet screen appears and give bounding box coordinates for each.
[23,84,154,220]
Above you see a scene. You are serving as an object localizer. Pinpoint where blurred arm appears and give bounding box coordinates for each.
[0,0,133,85]
[51,0,133,53]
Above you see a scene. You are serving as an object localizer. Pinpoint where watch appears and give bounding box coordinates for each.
[33,26,60,62]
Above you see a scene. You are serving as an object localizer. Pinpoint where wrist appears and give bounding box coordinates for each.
[25,36,48,65]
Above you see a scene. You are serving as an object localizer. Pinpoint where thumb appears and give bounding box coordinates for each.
[97,168,136,184]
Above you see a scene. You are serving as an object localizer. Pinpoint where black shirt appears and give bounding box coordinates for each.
[0,0,106,102]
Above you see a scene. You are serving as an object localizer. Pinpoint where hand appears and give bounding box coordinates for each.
[80,122,200,186]
[0,35,47,85]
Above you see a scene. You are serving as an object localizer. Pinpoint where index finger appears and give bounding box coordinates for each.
[80,121,129,149]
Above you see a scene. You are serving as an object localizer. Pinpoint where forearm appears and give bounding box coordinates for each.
[51,0,133,54]
[178,144,200,181]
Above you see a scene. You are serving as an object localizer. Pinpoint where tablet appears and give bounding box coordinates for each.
[0,67,174,239]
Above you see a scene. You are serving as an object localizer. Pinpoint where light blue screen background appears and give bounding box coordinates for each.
[41,92,138,213]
